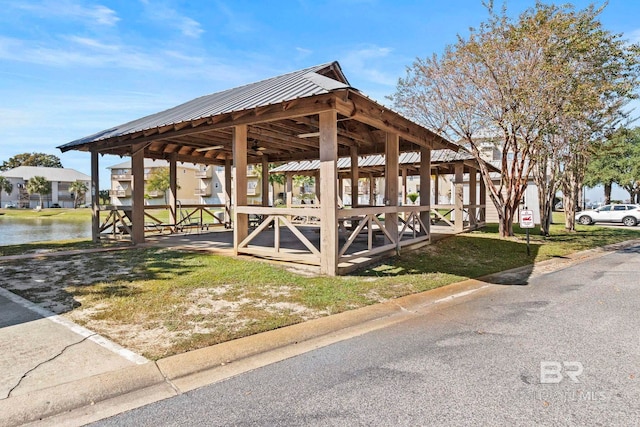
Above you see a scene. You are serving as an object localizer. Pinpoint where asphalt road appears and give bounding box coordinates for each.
[93,245,640,426]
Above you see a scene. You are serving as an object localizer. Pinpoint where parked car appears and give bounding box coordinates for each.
[4,202,16,209]
[575,204,640,226]
[50,203,61,208]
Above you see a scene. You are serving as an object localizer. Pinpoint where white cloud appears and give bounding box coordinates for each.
[0,35,159,70]
[14,1,120,26]
[140,1,204,38]
[64,36,120,52]
[295,47,313,58]
[340,46,397,86]
[0,108,31,127]
[213,1,255,34]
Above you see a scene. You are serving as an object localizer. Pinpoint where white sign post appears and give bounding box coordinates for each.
[519,209,535,256]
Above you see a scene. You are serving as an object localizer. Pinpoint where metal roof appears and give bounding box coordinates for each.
[59,62,350,150]
[270,149,487,173]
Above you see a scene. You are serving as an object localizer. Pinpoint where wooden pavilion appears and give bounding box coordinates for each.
[59,61,476,275]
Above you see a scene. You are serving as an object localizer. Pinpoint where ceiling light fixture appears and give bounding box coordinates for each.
[195,145,224,152]
[297,132,320,138]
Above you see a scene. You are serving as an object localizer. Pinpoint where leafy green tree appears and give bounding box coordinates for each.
[146,167,171,203]
[254,163,286,205]
[611,128,640,203]
[68,180,89,208]
[26,176,51,208]
[584,128,636,204]
[1,153,63,171]
[0,176,13,207]
[391,2,639,236]
[98,189,110,205]
[293,175,314,192]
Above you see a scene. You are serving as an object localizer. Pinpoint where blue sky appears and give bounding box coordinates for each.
[1,0,639,200]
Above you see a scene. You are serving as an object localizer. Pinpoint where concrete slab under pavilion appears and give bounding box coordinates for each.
[59,61,487,275]
[139,224,458,274]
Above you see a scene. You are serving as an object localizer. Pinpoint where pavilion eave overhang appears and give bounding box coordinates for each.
[59,89,457,165]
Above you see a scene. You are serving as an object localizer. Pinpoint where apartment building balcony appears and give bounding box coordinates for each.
[112,173,132,181]
[194,188,211,196]
[109,189,131,197]
[195,169,213,178]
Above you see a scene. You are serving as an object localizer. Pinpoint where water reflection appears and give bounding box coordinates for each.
[0,217,91,245]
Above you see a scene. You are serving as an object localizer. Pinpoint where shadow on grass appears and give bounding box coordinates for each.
[0,239,102,257]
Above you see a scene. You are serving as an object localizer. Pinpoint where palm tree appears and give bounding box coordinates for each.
[0,176,13,208]
[68,181,88,208]
[26,176,51,208]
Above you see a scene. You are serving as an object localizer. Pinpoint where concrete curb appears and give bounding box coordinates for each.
[0,363,167,426]
[3,238,640,426]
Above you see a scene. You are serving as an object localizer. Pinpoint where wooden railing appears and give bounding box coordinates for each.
[97,204,226,239]
[235,206,322,265]
[337,206,430,263]
[432,204,486,231]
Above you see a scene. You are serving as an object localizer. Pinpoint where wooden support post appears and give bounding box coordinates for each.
[224,157,232,226]
[469,168,477,228]
[261,155,269,207]
[286,173,293,208]
[369,174,375,206]
[131,143,146,244]
[233,125,248,254]
[338,177,344,207]
[401,167,407,220]
[480,175,487,223]
[420,147,431,236]
[434,168,440,205]
[169,153,178,231]
[90,150,100,242]
[385,132,399,247]
[401,167,407,205]
[350,146,359,207]
[454,162,464,233]
[314,171,320,204]
[319,110,338,276]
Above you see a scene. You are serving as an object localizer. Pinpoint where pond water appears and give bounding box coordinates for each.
[0,217,91,246]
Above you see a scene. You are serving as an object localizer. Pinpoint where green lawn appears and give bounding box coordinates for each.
[1,216,638,359]
[0,207,92,220]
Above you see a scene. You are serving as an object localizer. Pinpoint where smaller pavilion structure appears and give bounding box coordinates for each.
[269,149,499,236]
[59,61,490,275]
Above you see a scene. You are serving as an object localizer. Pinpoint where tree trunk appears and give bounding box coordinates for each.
[538,190,554,237]
[604,182,612,205]
[563,174,580,231]
[534,157,558,237]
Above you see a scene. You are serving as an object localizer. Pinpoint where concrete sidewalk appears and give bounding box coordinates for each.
[1,239,638,427]
[0,287,147,420]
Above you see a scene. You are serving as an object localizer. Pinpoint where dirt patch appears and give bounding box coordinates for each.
[0,250,329,359]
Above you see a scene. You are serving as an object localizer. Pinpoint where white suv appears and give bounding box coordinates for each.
[575,204,640,226]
